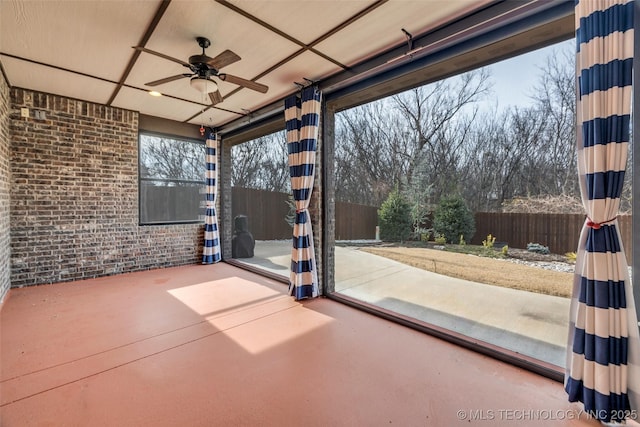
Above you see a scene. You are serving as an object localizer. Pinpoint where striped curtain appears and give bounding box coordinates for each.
[565,0,639,422]
[284,87,322,300]
[202,133,221,264]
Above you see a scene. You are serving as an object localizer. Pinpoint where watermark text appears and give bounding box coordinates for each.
[455,408,638,422]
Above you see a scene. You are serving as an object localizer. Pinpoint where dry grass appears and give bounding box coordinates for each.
[359,246,574,298]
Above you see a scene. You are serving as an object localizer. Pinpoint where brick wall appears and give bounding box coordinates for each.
[0,72,10,302]
[9,88,204,287]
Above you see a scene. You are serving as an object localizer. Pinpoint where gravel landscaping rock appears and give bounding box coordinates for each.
[501,253,633,277]
[499,257,575,273]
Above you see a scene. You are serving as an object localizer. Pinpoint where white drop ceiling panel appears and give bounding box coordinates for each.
[0,0,157,81]
[315,0,487,66]
[111,86,206,123]
[227,0,372,44]
[0,0,499,129]
[0,55,117,105]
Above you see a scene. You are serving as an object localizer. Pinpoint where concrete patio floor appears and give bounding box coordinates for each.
[235,240,571,367]
[0,263,605,426]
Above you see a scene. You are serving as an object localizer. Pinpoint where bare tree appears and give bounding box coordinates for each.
[140,135,204,181]
[529,47,578,197]
[335,69,491,207]
[231,131,290,193]
[331,41,625,218]
[462,106,544,211]
[335,101,408,205]
[391,68,491,203]
[463,44,583,212]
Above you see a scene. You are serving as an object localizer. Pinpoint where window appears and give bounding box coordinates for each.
[332,40,588,368]
[229,131,292,278]
[139,132,205,225]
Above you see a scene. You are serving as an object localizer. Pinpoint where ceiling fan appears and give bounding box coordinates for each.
[133,37,268,105]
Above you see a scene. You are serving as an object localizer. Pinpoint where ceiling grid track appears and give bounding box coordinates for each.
[188,0,388,124]
[106,0,172,106]
[2,0,561,128]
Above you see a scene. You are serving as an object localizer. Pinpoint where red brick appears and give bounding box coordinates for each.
[7,88,204,289]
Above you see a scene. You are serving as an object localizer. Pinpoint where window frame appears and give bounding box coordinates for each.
[322,6,577,382]
[138,130,205,226]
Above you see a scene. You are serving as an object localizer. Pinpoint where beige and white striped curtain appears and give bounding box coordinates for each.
[565,0,639,423]
[202,133,221,264]
[284,87,322,300]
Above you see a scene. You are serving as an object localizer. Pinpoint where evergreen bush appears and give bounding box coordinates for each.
[432,195,475,244]
[378,189,412,242]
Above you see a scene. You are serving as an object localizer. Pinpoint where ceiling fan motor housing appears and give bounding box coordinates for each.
[189,54,217,77]
[135,34,266,103]
[189,54,212,66]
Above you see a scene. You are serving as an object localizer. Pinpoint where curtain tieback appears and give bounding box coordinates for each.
[586,216,617,229]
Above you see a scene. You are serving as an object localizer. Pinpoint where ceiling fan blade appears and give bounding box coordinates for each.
[145,74,189,87]
[133,46,191,67]
[206,49,241,70]
[218,74,268,93]
[209,90,224,105]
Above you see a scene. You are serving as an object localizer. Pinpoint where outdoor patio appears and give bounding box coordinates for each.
[0,262,606,426]
[234,240,573,368]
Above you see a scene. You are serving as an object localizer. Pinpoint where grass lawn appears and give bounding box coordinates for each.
[359,244,574,298]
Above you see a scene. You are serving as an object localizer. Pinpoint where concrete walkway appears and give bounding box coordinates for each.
[236,240,570,367]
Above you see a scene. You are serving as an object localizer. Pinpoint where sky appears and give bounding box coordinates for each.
[479,39,574,112]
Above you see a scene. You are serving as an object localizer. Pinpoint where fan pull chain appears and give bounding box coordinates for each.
[199,91,206,136]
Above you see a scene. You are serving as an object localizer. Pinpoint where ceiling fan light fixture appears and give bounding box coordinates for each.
[190,77,217,93]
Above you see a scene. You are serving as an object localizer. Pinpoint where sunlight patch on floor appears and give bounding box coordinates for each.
[167,277,282,316]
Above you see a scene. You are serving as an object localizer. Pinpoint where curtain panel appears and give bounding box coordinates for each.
[202,133,221,264]
[284,87,322,300]
[566,0,639,423]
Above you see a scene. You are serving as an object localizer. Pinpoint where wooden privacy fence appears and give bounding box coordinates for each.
[231,187,292,240]
[472,212,633,263]
[335,201,379,240]
[231,187,633,263]
[231,187,379,241]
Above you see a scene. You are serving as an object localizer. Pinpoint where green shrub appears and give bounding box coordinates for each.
[408,202,431,241]
[419,228,433,242]
[502,245,509,256]
[378,189,412,242]
[527,242,550,255]
[432,195,475,244]
[459,234,466,246]
[434,234,447,245]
